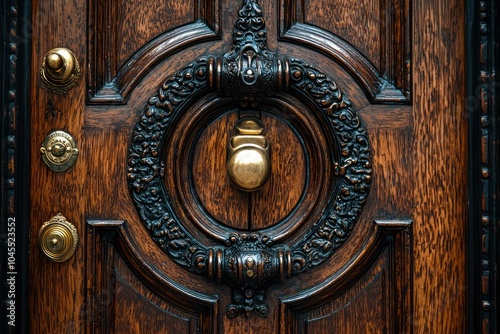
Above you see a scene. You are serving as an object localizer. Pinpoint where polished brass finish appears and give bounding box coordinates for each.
[40,48,81,94]
[227,118,270,191]
[235,119,264,135]
[38,213,78,262]
[40,131,79,172]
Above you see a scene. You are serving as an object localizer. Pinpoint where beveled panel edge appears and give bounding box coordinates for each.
[278,0,411,104]
[86,0,221,105]
[87,22,220,105]
[112,269,196,329]
[294,270,388,333]
[85,219,220,315]
[279,219,412,314]
[280,23,410,104]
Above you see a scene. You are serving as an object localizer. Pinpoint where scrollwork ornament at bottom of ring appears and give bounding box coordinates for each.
[219,233,290,317]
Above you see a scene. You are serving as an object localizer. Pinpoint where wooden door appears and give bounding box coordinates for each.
[28,0,467,332]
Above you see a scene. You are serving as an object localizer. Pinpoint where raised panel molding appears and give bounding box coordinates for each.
[279,0,411,103]
[113,270,193,333]
[87,0,221,104]
[281,219,412,333]
[299,264,389,332]
[85,220,218,333]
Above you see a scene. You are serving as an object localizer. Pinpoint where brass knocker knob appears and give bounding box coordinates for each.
[40,47,81,94]
[227,117,271,191]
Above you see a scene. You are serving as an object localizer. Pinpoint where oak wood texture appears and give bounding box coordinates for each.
[28,0,466,333]
[411,0,467,331]
[282,220,412,333]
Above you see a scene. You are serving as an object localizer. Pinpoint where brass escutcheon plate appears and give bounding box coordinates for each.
[40,130,79,172]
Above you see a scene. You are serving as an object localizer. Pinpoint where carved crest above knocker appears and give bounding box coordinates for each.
[128,0,372,317]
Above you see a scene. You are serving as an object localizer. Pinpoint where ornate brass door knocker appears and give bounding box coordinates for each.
[128,0,372,318]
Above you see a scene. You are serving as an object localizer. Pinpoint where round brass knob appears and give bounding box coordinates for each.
[40,48,81,94]
[227,118,271,192]
[46,53,65,72]
[227,146,270,191]
[38,213,78,262]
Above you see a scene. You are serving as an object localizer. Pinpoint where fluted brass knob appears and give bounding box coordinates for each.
[38,213,78,262]
[40,48,81,94]
[227,118,271,191]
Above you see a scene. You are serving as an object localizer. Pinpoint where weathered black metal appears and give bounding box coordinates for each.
[467,0,499,332]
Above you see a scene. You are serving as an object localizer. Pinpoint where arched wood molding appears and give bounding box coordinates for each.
[280,23,409,103]
[280,219,412,332]
[87,0,411,105]
[278,0,411,104]
[85,219,219,332]
[87,0,221,104]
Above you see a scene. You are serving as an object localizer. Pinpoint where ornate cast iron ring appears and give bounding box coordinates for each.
[128,0,372,318]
